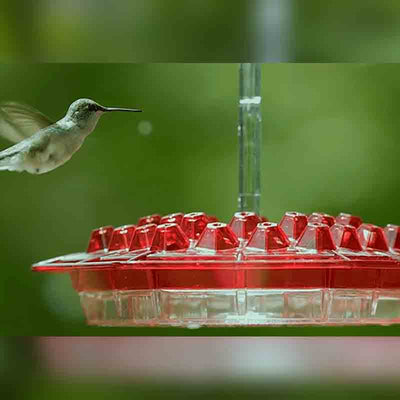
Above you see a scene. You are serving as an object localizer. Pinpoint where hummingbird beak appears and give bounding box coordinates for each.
[103,107,142,113]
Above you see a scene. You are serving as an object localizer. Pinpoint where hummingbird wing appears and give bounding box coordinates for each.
[0,102,54,144]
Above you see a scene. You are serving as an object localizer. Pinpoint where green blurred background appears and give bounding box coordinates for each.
[3,0,400,62]
[1,63,400,335]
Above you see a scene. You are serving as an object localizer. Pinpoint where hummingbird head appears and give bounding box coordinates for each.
[65,98,142,133]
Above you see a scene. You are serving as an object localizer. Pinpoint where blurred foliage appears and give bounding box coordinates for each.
[0,2,37,61]
[3,0,400,61]
[1,63,400,335]
[0,0,400,62]
[7,377,400,400]
[1,338,37,399]
[294,0,400,62]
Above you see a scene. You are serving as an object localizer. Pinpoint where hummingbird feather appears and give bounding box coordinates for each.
[0,149,23,171]
[0,102,54,144]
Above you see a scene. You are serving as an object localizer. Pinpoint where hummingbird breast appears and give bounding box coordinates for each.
[24,130,85,174]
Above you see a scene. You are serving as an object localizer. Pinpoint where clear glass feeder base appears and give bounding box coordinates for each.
[79,289,400,328]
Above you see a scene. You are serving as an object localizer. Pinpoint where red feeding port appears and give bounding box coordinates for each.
[138,214,161,226]
[196,222,239,251]
[336,213,363,228]
[108,225,136,251]
[384,224,400,252]
[86,226,114,253]
[181,212,209,240]
[279,211,308,241]
[296,223,336,252]
[160,213,184,225]
[330,224,363,252]
[358,224,389,252]
[150,223,190,252]
[228,211,261,240]
[308,212,335,227]
[129,224,157,250]
[246,222,290,251]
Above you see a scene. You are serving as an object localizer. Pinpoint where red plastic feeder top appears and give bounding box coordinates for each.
[32,210,400,293]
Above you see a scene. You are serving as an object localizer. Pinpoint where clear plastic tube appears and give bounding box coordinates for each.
[238,63,262,215]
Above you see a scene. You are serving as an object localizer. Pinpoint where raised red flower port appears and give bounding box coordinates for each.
[160,213,184,226]
[358,224,389,252]
[279,211,308,241]
[228,211,262,240]
[296,223,336,252]
[138,214,161,226]
[308,212,335,227]
[246,222,290,251]
[384,224,400,252]
[196,222,239,251]
[32,210,400,328]
[87,226,114,253]
[330,224,363,252]
[108,225,136,251]
[129,223,157,250]
[150,223,190,252]
[336,213,363,228]
[181,212,209,240]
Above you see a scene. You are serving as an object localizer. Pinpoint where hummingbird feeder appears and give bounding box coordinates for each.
[32,64,400,328]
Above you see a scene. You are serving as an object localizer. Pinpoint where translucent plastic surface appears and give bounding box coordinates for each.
[79,289,400,327]
[32,210,400,327]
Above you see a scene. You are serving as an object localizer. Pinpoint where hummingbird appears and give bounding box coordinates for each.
[0,98,142,174]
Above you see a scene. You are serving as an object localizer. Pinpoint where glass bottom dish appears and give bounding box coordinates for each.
[79,288,400,328]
